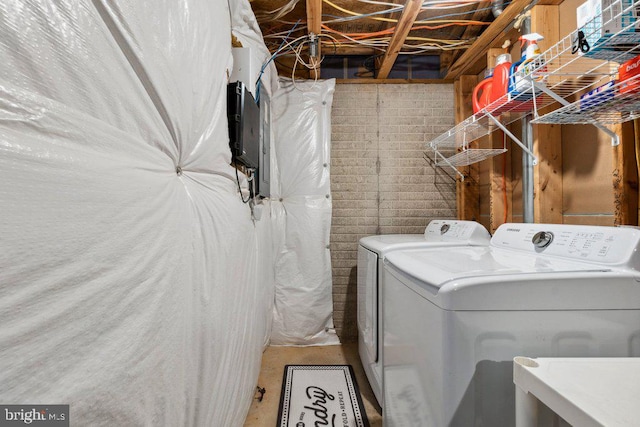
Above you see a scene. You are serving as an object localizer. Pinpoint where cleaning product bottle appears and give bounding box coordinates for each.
[508,33,545,97]
[490,53,512,104]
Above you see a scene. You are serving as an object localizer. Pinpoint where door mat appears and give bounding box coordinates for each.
[277,365,370,427]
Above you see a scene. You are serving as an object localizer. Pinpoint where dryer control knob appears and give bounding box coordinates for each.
[440,224,450,234]
[532,231,554,248]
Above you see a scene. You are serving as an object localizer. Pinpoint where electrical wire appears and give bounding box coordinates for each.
[263,1,511,26]
[256,19,302,103]
[324,0,491,24]
[254,0,301,22]
[319,24,473,52]
[320,20,488,41]
[356,0,402,7]
[289,33,339,91]
[258,0,496,78]
[235,166,251,204]
[421,0,491,9]
[417,1,511,21]
[323,0,398,23]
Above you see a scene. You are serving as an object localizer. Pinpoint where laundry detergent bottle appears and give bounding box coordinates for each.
[490,53,512,103]
[472,76,493,114]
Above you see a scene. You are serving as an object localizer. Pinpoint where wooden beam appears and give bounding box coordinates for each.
[636,119,640,224]
[306,0,322,79]
[455,75,480,221]
[534,123,563,223]
[376,0,422,79]
[486,48,512,231]
[443,1,492,76]
[613,121,639,226]
[532,5,563,224]
[331,47,378,56]
[445,0,533,79]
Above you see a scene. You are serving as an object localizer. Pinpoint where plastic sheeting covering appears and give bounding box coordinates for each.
[0,1,272,425]
[229,0,279,348]
[270,79,340,346]
[229,0,279,101]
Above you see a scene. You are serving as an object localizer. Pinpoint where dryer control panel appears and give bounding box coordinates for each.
[424,220,491,245]
[492,223,640,268]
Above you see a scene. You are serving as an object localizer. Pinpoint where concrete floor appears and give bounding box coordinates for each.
[243,343,383,426]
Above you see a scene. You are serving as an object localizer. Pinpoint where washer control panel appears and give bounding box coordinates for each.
[492,223,640,266]
[424,220,491,245]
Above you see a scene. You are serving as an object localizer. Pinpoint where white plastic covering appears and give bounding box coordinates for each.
[229,0,279,101]
[270,79,340,346]
[229,0,279,350]
[0,1,272,425]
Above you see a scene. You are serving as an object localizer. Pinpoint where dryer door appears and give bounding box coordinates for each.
[358,246,378,362]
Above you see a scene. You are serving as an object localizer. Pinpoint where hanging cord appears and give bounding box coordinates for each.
[255,0,301,22]
[256,19,302,104]
[235,166,251,204]
[291,33,339,91]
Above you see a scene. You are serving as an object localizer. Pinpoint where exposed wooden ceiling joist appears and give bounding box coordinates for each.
[375,0,422,79]
[441,1,492,76]
[306,0,322,78]
[445,0,536,79]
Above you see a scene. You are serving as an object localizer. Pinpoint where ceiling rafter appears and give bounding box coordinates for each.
[440,1,492,76]
[375,0,423,79]
[445,0,534,79]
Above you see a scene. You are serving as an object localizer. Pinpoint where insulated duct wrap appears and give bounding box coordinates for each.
[271,79,340,346]
[0,0,271,425]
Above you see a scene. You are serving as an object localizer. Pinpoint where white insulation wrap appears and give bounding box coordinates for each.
[229,0,279,100]
[271,79,340,346]
[0,1,271,425]
[228,0,279,348]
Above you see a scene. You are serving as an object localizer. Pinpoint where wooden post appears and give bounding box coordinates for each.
[306,0,322,79]
[533,123,563,223]
[455,75,480,221]
[532,5,563,224]
[613,121,639,226]
[487,48,512,232]
[636,119,640,224]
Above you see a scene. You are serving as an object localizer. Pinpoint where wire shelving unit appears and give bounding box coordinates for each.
[430,0,640,179]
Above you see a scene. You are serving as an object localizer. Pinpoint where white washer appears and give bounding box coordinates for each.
[357,220,490,406]
[382,223,640,427]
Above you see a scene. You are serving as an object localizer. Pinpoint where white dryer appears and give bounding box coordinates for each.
[357,220,490,406]
[382,223,640,427]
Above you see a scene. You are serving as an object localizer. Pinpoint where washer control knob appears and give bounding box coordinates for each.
[440,224,450,234]
[532,231,554,248]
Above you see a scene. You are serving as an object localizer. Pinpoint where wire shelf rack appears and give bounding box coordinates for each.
[429,0,640,172]
[534,70,640,124]
[444,148,508,167]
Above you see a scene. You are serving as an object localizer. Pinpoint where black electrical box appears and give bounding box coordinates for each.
[227,81,260,169]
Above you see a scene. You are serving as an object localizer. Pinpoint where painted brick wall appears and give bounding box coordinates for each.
[330,83,457,341]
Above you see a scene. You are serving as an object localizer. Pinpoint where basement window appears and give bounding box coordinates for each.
[319,55,440,79]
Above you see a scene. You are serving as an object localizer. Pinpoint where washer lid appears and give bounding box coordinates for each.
[384,246,640,310]
[387,246,610,288]
[359,220,490,256]
[359,234,427,256]
[385,246,610,289]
